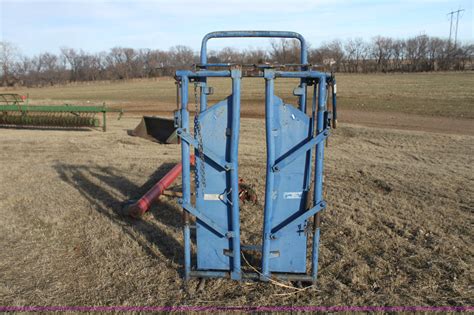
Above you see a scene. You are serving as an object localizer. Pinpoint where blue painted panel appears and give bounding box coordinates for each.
[269,96,310,273]
[195,97,232,270]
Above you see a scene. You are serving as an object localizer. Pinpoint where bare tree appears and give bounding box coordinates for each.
[243,48,269,64]
[451,43,473,70]
[344,38,367,72]
[371,36,393,72]
[3,34,472,86]
[217,47,241,63]
[428,37,447,71]
[107,47,130,79]
[60,47,81,81]
[269,39,300,64]
[0,41,20,86]
[170,45,196,69]
[391,39,406,72]
[406,35,430,71]
[310,40,345,71]
[35,52,62,85]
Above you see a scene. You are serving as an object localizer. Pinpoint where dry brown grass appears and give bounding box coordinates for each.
[0,117,472,306]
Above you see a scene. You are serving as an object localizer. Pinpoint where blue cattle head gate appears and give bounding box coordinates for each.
[174,31,337,283]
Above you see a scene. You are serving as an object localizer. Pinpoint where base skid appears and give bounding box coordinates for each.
[188,270,315,283]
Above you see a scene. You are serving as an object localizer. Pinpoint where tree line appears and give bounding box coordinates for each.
[1,35,472,87]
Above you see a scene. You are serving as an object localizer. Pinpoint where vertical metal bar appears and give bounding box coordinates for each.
[332,78,337,129]
[196,61,207,112]
[311,76,327,282]
[303,80,312,193]
[200,79,207,112]
[311,82,318,135]
[299,59,309,111]
[180,76,192,280]
[299,81,307,112]
[303,81,318,204]
[312,213,321,279]
[183,211,191,280]
[299,78,309,196]
[102,111,106,132]
[230,68,242,280]
[176,82,179,109]
[198,28,209,132]
[261,69,275,280]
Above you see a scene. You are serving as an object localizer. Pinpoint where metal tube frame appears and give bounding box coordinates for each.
[175,31,333,283]
[261,69,276,280]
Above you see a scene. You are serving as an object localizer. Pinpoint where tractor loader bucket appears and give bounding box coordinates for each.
[128,116,178,144]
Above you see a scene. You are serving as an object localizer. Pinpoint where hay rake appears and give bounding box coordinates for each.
[0,93,123,131]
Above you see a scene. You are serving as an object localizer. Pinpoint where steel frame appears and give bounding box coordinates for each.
[175,31,336,283]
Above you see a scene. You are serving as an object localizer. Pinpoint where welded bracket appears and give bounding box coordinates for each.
[270,201,326,238]
[180,202,228,238]
[173,110,181,128]
[176,128,228,171]
[272,129,329,172]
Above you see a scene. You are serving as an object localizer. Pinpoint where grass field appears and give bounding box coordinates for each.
[0,72,473,307]
[0,118,472,306]
[4,72,474,119]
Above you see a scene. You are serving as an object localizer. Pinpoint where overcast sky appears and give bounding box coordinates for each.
[1,0,473,56]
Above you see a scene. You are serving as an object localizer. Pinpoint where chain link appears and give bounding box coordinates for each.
[193,82,206,193]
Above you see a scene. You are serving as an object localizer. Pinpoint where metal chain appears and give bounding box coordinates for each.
[193,83,206,192]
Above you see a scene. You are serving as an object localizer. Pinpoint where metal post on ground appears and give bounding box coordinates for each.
[311,75,327,282]
[332,78,337,129]
[179,75,192,281]
[102,111,107,132]
[261,68,276,281]
[230,67,242,280]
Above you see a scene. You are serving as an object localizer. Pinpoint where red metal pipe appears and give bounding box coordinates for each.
[127,156,195,218]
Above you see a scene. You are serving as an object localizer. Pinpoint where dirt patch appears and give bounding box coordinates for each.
[339,109,474,136]
[0,117,472,306]
[112,106,474,137]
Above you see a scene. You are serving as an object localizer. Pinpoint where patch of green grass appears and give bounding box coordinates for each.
[336,72,474,119]
[2,72,473,118]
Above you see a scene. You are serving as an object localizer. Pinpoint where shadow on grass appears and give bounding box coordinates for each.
[54,162,184,268]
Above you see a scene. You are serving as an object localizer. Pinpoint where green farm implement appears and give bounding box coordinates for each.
[0,93,123,131]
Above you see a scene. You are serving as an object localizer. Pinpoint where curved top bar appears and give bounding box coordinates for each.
[200,31,308,65]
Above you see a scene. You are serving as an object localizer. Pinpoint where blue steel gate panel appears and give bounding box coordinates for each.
[196,97,232,270]
[268,97,311,273]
